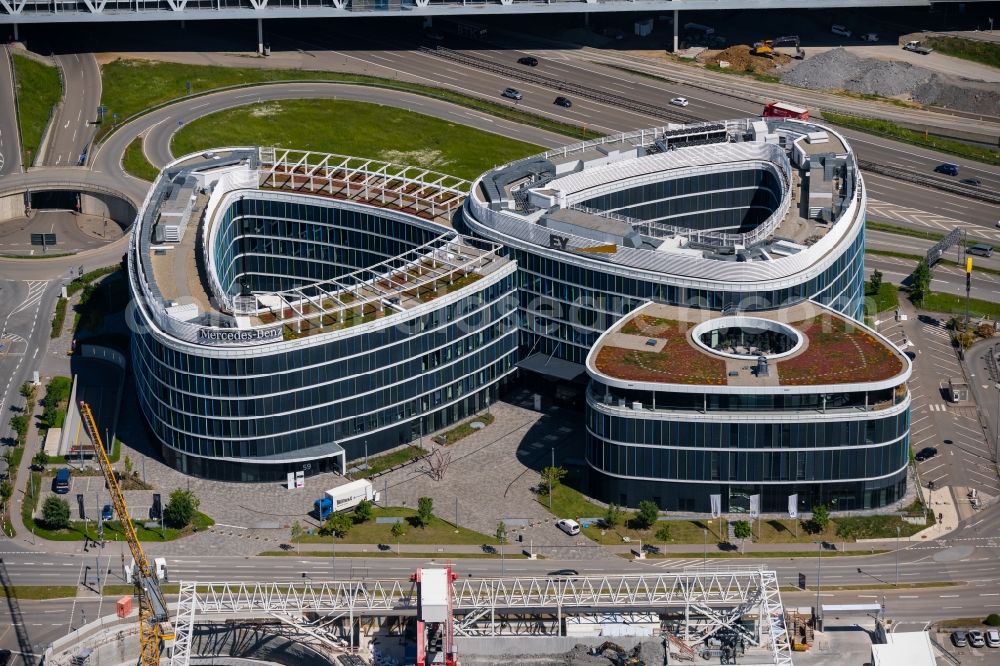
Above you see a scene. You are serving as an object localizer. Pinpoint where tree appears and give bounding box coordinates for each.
[910,259,931,306]
[869,269,883,294]
[495,521,507,544]
[634,500,659,530]
[985,613,1000,627]
[290,520,303,553]
[42,495,70,530]
[31,450,49,469]
[810,504,830,533]
[835,521,856,550]
[655,524,672,543]
[123,455,134,478]
[538,466,567,496]
[416,496,434,528]
[0,480,12,507]
[9,414,28,444]
[390,520,405,540]
[604,503,624,529]
[19,382,36,402]
[733,520,752,553]
[353,499,374,524]
[323,512,353,538]
[163,489,200,528]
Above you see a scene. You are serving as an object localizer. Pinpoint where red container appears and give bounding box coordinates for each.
[116,595,133,618]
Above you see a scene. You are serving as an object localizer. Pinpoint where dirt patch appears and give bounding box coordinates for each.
[701,45,790,75]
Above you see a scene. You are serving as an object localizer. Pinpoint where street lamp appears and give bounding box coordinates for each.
[815,541,823,627]
[703,528,707,568]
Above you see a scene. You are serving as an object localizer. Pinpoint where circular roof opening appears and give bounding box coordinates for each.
[691,316,804,361]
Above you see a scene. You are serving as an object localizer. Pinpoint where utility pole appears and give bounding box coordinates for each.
[815,541,823,628]
[703,528,707,567]
[549,447,554,511]
[964,256,973,332]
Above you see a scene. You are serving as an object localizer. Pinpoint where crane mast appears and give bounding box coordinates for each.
[79,401,173,664]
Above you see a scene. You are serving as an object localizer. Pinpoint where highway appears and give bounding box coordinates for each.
[0,44,21,175]
[44,53,100,167]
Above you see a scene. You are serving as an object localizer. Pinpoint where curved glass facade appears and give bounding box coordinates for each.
[132,194,518,482]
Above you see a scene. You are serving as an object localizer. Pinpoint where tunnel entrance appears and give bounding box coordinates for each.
[0,188,137,256]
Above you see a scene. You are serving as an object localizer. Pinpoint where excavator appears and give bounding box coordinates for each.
[80,401,173,665]
[752,35,805,59]
[590,641,645,666]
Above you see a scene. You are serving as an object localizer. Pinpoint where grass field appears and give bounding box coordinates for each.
[171,99,542,181]
[122,136,160,181]
[11,54,62,167]
[0,585,77,600]
[918,291,1000,320]
[99,59,598,142]
[538,483,606,520]
[924,36,1000,69]
[296,506,492,545]
[823,111,1000,166]
[864,281,900,317]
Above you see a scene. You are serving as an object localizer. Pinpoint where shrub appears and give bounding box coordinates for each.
[353,499,374,524]
[42,496,70,529]
[986,613,1000,627]
[604,503,624,528]
[416,497,434,527]
[321,512,353,538]
[163,489,200,528]
[655,524,672,542]
[634,500,659,530]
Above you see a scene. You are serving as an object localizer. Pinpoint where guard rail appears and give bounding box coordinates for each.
[856,159,1000,204]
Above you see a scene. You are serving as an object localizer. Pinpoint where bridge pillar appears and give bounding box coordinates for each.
[257,18,264,55]
[13,23,18,41]
[672,10,679,53]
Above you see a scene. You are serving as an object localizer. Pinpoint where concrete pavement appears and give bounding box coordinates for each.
[0,44,21,176]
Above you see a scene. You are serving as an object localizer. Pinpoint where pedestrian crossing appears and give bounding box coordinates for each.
[645,558,709,569]
[927,404,949,412]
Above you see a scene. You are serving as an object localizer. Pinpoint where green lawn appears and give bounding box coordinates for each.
[864,281,899,317]
[122,136,160,181]
[11,54,62,167]
[171,99,542,181]
[440,413,495,445]
[0,585,77,600]
[917,291,1000,319]
[352,445,426,479]
[50,297,68,339]
[538,483,606,520]
[925,36,1000,69]
[823,111,1000,166]
[297,507,491,545]
[99,59,598,142]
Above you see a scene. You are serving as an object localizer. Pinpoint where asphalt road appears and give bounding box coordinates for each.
[44,53,100,167]
[0,44,21,175]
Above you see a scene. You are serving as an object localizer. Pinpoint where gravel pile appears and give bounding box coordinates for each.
[780,48,931,97]
[779,47,997,114]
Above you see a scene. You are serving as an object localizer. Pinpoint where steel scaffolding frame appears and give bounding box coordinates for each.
[258,147,470,220]
[168,570,793,666]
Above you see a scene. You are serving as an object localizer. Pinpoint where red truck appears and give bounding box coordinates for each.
[762,101,809,120]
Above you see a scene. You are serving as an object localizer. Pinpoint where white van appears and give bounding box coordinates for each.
[831,24,852,38]
[556,519,581,536]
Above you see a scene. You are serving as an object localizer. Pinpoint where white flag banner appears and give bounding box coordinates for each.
[749,494,761,519]
[710,494,722,519]
[788,494,799,519]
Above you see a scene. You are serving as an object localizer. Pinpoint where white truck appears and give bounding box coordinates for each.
[903,40,933,55]
[124,557,168,584]
[314,479,380,519]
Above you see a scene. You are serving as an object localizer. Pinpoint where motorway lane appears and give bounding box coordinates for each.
[0,44,21,175]
[865,255,1000,303]
[45,53,100,167]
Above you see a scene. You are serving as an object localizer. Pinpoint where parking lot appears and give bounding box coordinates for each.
[878,303,1000,519]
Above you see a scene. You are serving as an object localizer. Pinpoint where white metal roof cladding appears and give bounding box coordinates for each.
[465,121,864,287]
[0,0,943,23]
[548,142,784,201]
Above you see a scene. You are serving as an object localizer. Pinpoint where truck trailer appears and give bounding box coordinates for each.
[314,479,380,520]
[762,101,809,120]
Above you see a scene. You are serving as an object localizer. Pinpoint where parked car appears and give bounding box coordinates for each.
[53,468,72,494]
[502,87,523,101]
[960,177,982,186]
[554,96,572,108]
[915,447,938,462]
[952,630,968,647]
[556,518,580,536]
[547,568,579,577]
[670,97,689,107]
[934,163,959,176]
[985,628,1000,648]
[517,56,539,67]
[969,630,986,648]
[101,504,113,522]
[642,543,661,554]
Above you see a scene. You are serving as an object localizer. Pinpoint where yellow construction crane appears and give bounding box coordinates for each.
[79,401,173,665]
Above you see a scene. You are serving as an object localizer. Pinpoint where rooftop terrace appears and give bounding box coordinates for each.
[590,302,908,389]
